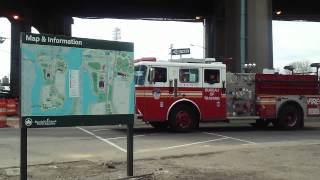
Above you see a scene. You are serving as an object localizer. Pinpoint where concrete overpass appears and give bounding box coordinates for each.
[0,0,319,97]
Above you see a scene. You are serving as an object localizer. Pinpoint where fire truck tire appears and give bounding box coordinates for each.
[169,104,197,132]
[149,122,168,130]
[277,104,303,130]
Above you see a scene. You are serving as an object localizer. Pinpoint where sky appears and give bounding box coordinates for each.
[273,21,320,70]
[0,18,11,79]
[1,17,320,78]
[71,18,204,60]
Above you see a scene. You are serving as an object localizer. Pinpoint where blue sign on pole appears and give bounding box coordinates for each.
[171,48,190,55]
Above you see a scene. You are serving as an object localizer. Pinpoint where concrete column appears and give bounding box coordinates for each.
[10,16,72,98]
[224,0,241,72]
[247,0,273,72]
[204,0,273,72]
[10,21,31,98]
[204,0,241,72]
[204,17,214,58]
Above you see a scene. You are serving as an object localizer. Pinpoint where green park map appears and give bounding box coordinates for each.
[21,33,134,118]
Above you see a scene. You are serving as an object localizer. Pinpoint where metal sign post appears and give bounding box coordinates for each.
[127,121,134,176]
[20,127,27,180]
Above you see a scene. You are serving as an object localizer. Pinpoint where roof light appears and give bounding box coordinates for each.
[134,57,156,63]
[276,11,282,15]
[243,63,256,73]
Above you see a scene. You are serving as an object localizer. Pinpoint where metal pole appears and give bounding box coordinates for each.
[15,21,30,180]
[127,121,133,176]
[240,0,247,73]
[170,44,173,60]
[317,67,320,94]
[20,127,27,180]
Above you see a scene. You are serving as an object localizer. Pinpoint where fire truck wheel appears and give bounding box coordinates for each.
[149,122,169,130]
[169,104,197,132]
[278,105,303,130]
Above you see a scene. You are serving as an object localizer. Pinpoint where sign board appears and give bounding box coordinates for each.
[20,33,134,128]
[171,48,190,55]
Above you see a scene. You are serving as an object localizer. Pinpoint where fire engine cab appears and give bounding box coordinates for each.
[134,58,320,132]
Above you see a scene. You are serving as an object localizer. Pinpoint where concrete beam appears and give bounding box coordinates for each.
[32,16,73,36]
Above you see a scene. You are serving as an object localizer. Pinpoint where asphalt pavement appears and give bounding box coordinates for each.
[1,120,320,168]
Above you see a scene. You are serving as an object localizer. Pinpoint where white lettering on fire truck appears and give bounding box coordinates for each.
[205,88,220,93]
[308,98,320,105]
[204,88,220,101]
[204,96,220,101]
[308,108,320,115]
[203,88,220,101]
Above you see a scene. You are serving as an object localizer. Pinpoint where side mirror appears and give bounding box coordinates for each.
[311,63,320,81]
[222,80,226,94]
[149,67,155,84]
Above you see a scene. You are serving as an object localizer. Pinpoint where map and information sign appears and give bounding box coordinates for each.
[20,33,134,128]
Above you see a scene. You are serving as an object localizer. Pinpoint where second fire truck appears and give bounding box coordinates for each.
[135,58,320,132]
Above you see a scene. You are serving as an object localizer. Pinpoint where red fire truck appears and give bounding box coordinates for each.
[134,58,320,132]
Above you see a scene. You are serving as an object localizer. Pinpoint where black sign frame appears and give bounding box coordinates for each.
[19,33,134,180]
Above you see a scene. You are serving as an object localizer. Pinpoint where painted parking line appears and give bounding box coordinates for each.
[203,132,257,145]
[135,137,229,153]
[76,127,127,153]
[107,135,145,140]
[91,128,111,132]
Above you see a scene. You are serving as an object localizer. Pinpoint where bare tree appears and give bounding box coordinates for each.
[284,60,312,74]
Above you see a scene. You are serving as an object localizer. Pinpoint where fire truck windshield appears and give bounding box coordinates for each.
[134,65,147,85]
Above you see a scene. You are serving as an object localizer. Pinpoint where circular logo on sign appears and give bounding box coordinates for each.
[25,118,33,127]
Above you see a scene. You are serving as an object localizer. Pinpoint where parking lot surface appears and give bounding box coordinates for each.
[1,120,320,169]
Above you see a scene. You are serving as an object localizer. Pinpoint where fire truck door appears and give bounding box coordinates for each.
[144,66,169,121]
[202,68,226,120]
